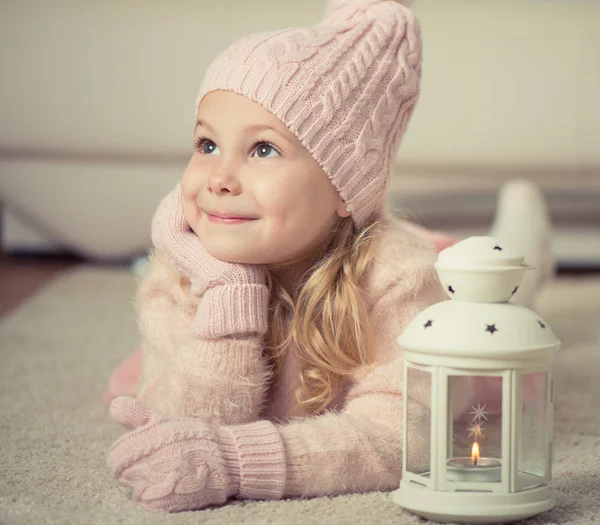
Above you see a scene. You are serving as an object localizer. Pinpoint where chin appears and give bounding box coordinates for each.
[202,242,255,265]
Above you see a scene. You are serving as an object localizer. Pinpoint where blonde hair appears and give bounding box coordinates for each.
[263,213,388,417]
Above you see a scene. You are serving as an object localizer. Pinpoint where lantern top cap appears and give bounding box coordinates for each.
[435,236,534,272]
[434,236,535,303]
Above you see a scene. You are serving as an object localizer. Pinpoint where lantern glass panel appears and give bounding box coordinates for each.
[406,367,431,477]
[519,371,548,487]
[448,375,503,483]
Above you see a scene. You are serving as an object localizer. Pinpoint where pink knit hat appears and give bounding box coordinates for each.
[195,0,422,229]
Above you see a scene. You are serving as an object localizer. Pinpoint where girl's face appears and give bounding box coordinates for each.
[181,90,350,266]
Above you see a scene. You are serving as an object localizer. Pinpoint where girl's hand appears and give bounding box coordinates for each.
[107,396,239,512]
[151,183,266,297]
[150,184,270,338]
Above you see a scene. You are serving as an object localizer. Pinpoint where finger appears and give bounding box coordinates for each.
[109,396,155,430]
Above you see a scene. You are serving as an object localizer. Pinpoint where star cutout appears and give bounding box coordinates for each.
[538,320,546,329]
[424,319,433,329]
[494,245,503,251]
[466,423,484,440]
[512,286,519,295]
[448,285,455,294]
[485,324,498,334]
[469,403,489,423]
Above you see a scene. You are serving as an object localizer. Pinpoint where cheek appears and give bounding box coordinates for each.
[256,176,315,219]
[256,172,335,244]
[180,163,202,196]
[259,193,326,251]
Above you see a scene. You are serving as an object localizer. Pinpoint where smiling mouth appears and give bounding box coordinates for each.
[206,213,257,225]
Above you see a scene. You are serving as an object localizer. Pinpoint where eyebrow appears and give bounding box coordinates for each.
[195,119,293,143]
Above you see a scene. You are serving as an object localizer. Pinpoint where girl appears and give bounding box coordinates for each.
[105,0,554,512]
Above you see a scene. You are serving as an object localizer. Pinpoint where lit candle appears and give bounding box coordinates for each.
[446,442,501,482]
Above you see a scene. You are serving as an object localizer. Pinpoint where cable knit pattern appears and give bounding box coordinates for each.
[107,397,286,512]
[195,0,422,228]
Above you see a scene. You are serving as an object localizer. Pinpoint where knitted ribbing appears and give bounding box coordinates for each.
[215,421,287,500]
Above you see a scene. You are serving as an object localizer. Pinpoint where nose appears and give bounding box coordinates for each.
[207,161,241,195]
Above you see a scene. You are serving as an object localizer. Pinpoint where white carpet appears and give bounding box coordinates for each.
[1,266,599,525]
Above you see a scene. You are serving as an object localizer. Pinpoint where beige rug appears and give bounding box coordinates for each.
[1,266,599,525]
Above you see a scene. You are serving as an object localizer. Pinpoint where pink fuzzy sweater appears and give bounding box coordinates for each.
[135,214,448,498]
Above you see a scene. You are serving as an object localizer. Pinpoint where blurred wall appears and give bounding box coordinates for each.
[1,0,598,165]
[0,1,598,258]
[409,1,598,168]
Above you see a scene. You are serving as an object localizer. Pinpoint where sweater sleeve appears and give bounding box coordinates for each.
[134,250,272,426]
[274,264,447,497]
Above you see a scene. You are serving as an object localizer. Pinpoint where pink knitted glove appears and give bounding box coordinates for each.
[151,183,269,338]
[107,396,287,512]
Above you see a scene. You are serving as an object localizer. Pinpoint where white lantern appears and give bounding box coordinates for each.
[390,237,561,524]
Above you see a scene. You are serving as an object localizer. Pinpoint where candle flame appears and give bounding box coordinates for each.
[472,442,480,465]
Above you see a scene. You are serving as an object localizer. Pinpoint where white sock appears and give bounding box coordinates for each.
[488,179,556,311]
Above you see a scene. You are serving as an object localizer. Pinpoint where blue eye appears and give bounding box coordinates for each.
[193,137,220,155]
[252,142,280,159]
[193,137,280,158]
